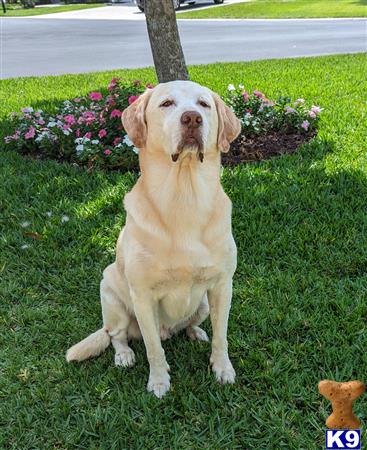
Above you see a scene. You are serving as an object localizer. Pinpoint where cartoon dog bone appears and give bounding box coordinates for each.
[318,380,365,429]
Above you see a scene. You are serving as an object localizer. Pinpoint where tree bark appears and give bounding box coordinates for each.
[145,0,189,83]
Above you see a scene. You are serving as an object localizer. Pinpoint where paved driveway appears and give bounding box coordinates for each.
[1,16,366,79]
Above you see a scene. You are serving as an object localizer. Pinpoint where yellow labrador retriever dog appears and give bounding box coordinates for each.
[66,80,241,398]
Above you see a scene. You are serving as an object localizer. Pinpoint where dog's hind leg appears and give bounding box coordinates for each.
[170,295,210,342]
[186,294,210,342]
[101,263,136,368]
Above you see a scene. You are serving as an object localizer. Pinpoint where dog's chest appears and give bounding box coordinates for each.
[152,249,220,323]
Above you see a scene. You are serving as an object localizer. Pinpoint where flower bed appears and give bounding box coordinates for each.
[4,79,321,171]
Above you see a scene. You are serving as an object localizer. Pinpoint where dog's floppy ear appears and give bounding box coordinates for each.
[213,93,241,153]
[121,89,153,149]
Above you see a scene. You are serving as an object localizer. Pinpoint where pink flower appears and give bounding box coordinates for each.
[74,98,81,102]
[4,130,21,143]
[146,83,155,89]
[104,149,112,155]
[242,91,250,102]
[309,111,317,119]
[133,80,141,87]
[128,95,139,105]
[311,105,322,114]
[89,92,103,101]
[98,129,107,138]
[253,90,265,99]
[64,114,76,125]
[113,137,122,146]
[285,106,296,114]
[24,126,36,139]
[107,95,116,106]
[76,129,81,137]
[245,108,252,114]
[108,78,119,91]
[37,119,45,125]
[84,132,92,139]
[263,100,275,107]
[82,111,96,125]
[110,109,122,118]
[301,120,310,131]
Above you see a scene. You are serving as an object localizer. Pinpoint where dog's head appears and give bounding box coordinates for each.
[121,80,241,162]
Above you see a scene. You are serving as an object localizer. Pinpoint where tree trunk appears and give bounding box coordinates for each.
[145,0,189,83]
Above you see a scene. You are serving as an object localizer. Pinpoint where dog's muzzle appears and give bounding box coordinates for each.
[172,111,204,163]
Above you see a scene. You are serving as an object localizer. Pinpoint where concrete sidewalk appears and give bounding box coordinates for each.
[10,0,248,20]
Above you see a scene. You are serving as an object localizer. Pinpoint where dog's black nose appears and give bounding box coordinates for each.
[181,111,202,128]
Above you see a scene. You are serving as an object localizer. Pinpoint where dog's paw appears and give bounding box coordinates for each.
[114,348,135,368]
[186,325,209,342]
[147,370,170,398]
[160,325,172,341]
[210,356,236,384]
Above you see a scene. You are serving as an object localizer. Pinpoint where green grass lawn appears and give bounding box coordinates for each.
[0,3,105,16]
[1,53,366,449]
[179,0,367,19]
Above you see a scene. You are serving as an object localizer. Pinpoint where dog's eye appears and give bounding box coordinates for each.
[199,100,210,108]
[160,100,174,108]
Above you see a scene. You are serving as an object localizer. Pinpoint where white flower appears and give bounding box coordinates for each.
[21,244,30,250]
[61,215,69,223]
[63,129,71,136]
[91,139,99,145]
[48,121,57,128]
[123,135,134,147]
[21,221,30,228]
[238,84,244,90]
[45,211,52,217]
[75,137,83,144]
[132,147,139,154]
[294,98,305,106]
[227,84,236,92]
[76,144,84,154]
[35,131,50,143]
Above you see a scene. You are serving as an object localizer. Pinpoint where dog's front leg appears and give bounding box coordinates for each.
[132,294,170,398]
[207,276,236,384]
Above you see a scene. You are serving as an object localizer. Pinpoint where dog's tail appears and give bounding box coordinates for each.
[66,328,111,362]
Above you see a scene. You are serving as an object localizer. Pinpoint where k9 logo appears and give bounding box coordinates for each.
[325,430,361,449]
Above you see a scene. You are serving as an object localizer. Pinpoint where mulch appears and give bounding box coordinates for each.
[222,129,316,167]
